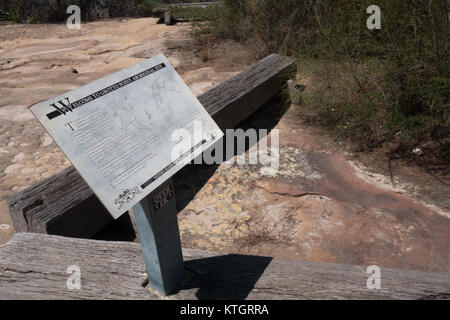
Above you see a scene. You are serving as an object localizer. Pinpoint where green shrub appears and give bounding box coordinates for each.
[196,0,449,162]
[170,3,221,22]
[1,0,40,23]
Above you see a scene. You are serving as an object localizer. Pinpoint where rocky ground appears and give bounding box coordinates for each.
[0,18,252,245]
[0,18,448,273]
[175,100,450,273]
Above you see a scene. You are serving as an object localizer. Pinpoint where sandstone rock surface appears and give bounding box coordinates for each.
[0,19,448,274]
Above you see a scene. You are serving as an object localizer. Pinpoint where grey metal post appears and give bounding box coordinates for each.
[165,11,172,25]
[132,178,184,295]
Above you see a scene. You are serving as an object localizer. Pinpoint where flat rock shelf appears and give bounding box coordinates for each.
[0,233,449,300]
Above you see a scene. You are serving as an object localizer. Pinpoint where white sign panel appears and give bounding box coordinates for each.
[30,54,223,219]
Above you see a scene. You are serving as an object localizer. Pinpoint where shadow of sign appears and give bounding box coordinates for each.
[181,254,273,300]
[174,96,289,212]
[93,97,289,242]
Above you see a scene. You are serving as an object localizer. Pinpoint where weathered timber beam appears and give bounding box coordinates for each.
[170,2,218,8]
[154,2,217,23]
[155,2,217,11]
[199,54,294,131]
[8,54,295,239]
[0,233,448,300]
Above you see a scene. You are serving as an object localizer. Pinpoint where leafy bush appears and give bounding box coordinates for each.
[1,0,40,23]
[195,0,449,163]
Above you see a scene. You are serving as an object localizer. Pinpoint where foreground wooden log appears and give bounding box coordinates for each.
[0,233,449,300]
[8,54,294,239]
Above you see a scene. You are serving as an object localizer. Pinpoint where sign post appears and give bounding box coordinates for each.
[30,54,223,295]
[133,179,184,295]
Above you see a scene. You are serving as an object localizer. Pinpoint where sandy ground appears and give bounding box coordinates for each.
[0,18,448,273]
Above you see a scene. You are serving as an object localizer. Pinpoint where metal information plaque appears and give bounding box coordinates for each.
[30,54,223,219]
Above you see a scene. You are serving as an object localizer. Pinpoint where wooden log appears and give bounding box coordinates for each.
[8,54,294,239]
[164,10,172,25]
[155,2,217,12]
[0,233,449,300]
[199,54,294,131]
[170,2,218,8]
[153,2,217,22]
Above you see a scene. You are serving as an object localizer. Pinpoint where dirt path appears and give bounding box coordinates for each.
[0,19,448,273]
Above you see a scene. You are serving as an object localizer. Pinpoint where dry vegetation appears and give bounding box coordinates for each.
[190,0,449,171]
